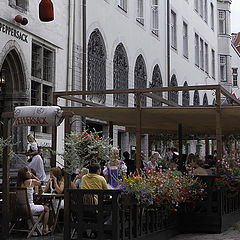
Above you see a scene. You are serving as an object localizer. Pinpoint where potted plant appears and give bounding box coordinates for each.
[62,130,112,173]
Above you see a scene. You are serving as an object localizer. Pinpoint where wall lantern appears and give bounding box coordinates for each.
[39,0,54,22]
[0,69,6,93]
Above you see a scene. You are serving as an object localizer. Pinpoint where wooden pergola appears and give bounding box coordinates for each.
[2,84,240,238]
[51,84,240,168]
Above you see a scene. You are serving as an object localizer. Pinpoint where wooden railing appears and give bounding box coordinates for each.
[180,175,240,233]
[65,189,179,240]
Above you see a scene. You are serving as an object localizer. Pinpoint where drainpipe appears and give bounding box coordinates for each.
[82,0,86,93]
[82,0,86,130]
[166,0,170,86]
[66,0,74,103]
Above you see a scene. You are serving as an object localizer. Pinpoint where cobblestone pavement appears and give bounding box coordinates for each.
[170,225,240,240]
[7,224,240,240]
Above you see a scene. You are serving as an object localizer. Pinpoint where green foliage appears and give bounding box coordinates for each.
[62,130,112,173]
[0,137,12,159]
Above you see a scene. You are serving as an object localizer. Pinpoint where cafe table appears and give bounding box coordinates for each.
[34,192,64,233]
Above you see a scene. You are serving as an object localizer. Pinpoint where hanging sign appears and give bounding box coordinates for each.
[14,106,64,126]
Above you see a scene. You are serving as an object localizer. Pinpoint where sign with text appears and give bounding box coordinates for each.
[14,106,64,127]
[0,22,28,43]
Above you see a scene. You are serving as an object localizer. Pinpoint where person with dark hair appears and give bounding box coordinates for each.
[123,151,135,175]
[45,167,64,194]
[17,167,50,235]
[81,163,108,193]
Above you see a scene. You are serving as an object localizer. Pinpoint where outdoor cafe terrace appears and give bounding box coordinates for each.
[2,85,240,239]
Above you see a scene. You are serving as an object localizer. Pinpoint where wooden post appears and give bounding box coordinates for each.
[135,93,142,170]
[178,123,183,171]
[215,87,222,160]
[51,95,58,167]
[2,113,11,239]
[109,121,113,140]
[205,136,209,156]
[64,112,73,240]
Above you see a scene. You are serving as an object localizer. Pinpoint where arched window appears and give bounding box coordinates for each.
[113,43,128,106]
[182,81,190,106]
[193,90,200,106]
[169,74,178,104]
[87,29,106,103]
[151,64,162,107]
[134,55,147,106]
[203,93,208,106]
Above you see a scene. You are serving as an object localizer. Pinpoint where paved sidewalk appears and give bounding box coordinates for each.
[170,224,240,240]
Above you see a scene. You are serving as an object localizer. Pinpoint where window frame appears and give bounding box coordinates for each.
[219,55,227,82]
[151,0,159,36]
[182,21,188,58]
[171,10,177,50]
[31,41,55,134]
[136,0,144,25]
[9,0,28,12]
[232,68,238,87]
[118,0,127,12]
[218,10,226,35]
[211,49,215,79]
[210,3,214,31]
[195,33,200,67]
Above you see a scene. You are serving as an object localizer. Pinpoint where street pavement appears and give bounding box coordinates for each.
[7,223,240,239]
[170,223,240,240]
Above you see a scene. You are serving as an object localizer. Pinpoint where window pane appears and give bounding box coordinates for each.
[43,49,54,82]
[31,44,42,79]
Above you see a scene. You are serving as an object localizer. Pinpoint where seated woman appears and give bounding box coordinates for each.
[17,167,50,235]
[186,155,208,176]
[147,152,161,169]
[45,167,64,194]
[73,168,89,189]
[44,167,65,215]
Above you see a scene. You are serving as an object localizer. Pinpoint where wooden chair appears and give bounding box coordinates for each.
[9,187,44,238]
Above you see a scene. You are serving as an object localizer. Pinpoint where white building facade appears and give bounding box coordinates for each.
[71,0,232,157]
[0,0,69,166]
[0,0,235,164]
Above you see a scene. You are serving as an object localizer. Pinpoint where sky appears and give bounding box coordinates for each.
[231,0,240,33]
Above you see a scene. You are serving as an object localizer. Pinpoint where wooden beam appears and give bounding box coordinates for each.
[220,86,240,106]
[53,84,220,97]
[205,136,210,156]
[178,124,183,172]
[2,114,11,239]
[135,93,142,170]
[61,95,106,107]
[216,87,223,159]
[143,92,180,107]
[51,95,58,167]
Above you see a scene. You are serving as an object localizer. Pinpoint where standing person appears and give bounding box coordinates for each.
[26,134,46,181]
[17,167,50,235]
[103,147,127,189]
[122,151,135,175]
